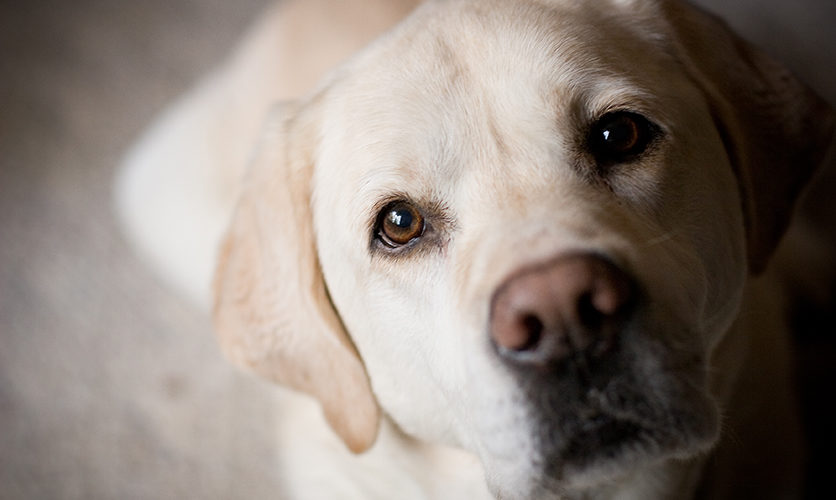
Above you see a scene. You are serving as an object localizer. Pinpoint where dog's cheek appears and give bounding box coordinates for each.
[367,270,474,444]
[319,232,472,445]
[678,134,748,348]
[635,100,749,351]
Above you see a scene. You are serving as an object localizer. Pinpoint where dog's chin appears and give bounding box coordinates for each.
[481,356,721,498]
[548,378,718,492]
[549,401,719,492]
[485,402,719,499]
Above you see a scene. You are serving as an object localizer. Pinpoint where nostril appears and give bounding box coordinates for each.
[577,293,603,331]
[514,314,543,352]
[492,306,546,353]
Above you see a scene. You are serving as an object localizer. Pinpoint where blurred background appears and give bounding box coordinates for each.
[0,0,833,498]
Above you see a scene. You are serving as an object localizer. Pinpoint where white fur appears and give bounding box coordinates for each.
[117,0,830,498]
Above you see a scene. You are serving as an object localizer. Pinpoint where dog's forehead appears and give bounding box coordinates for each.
[334,0,671,104]
[313,0,681,226]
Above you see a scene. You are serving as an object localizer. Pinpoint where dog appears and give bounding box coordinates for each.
[116,0,835,498]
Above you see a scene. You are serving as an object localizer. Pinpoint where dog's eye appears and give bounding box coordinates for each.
[377,201,425,247]
[588,112,657,165]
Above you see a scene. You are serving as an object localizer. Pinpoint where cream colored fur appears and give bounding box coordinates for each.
[116,0,834,498]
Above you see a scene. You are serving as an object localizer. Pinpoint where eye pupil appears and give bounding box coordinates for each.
[601,117,638,150]
[389,209,412,228]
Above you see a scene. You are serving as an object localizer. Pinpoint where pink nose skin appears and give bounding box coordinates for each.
[489,254,635,368]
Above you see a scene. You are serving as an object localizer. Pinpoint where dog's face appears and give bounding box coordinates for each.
[214,0,833,497]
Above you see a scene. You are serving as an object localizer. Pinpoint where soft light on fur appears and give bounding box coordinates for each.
[118,0,834,498]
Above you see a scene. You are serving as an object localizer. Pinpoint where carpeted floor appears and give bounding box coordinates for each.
[1,0,833,498]
[0,1,283,498]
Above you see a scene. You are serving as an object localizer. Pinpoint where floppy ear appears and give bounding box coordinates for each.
[213,104,380,453]
[661,0,835,273]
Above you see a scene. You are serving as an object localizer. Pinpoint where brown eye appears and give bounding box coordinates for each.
[377,201,425,247]
[588,112,657,165]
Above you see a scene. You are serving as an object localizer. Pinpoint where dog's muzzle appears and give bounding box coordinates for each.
[484,252,718,485]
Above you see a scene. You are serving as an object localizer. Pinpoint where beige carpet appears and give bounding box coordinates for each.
[1,0,833,498]
[0,1,282,499]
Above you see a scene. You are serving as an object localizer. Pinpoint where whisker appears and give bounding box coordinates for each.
[641,230,679,248]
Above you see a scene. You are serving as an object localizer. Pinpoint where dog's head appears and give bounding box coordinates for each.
[213,0,834,496]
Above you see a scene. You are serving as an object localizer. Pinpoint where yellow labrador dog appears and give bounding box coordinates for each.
[117,0,835,498]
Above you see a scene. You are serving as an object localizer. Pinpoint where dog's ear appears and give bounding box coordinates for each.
[213,104,380,453]
[661,0,835,273]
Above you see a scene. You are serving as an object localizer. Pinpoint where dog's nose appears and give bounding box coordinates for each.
[490,254,635,367]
